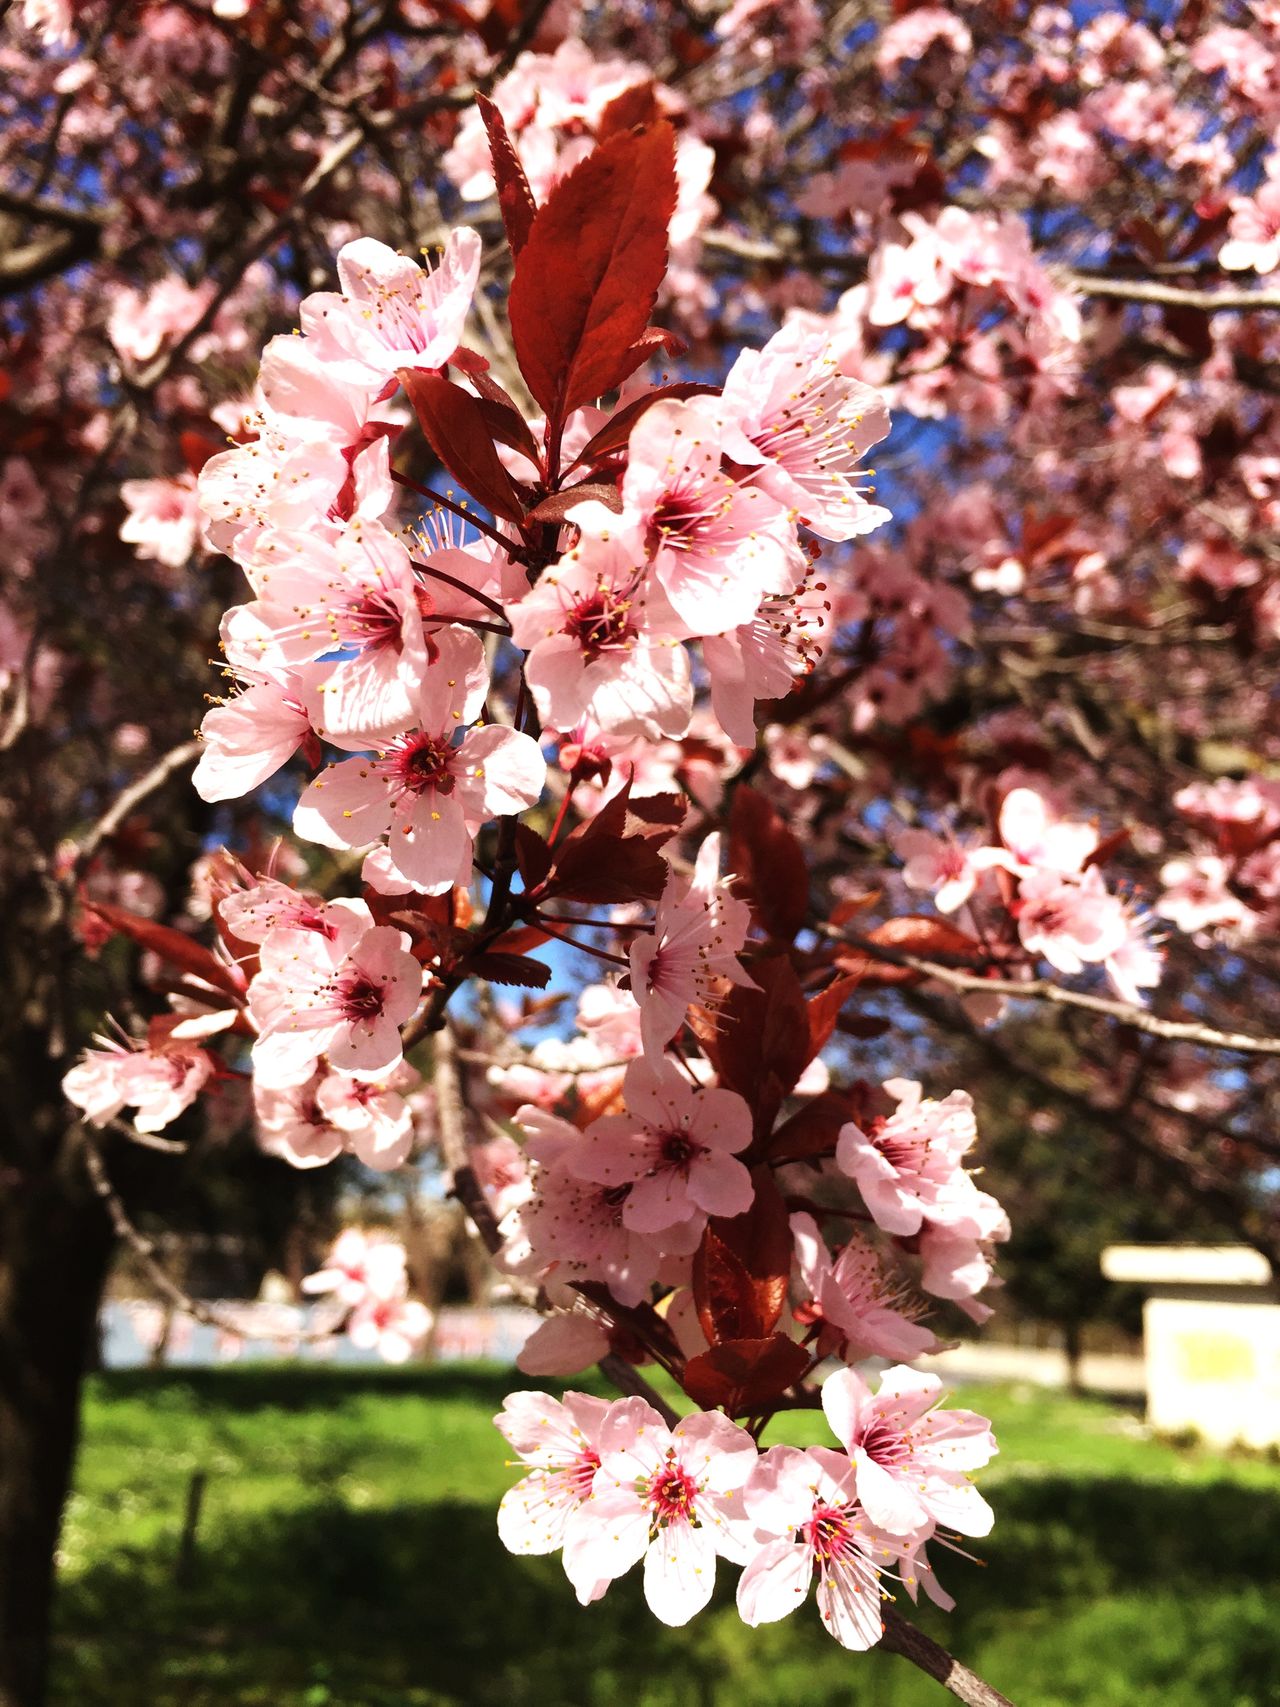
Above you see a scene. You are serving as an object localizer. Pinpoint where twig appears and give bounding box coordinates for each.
[75,738,202,870]
[1069,273,1280,312]
[881,1608,1015,1707]
[79,1128,341,1342]
[834,931,1280,1057]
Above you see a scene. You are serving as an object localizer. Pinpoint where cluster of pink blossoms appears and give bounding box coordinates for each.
[893,781,1163,1006]
[302,1228,432,1363]
[59,100,1016,1649]
[495,1365,995,1644]
[1158,776,1280,939]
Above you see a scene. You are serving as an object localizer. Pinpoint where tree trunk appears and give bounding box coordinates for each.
[0,1141,112,1707]
[1063,1318,1084,1396]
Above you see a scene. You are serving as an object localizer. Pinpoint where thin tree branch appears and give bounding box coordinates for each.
[75,738,202,871]
[834,931,1280,1057]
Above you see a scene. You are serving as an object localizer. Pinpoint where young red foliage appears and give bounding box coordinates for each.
[693,1165,793,1344]
[507,122,678,426]
[397,369,528,525]
[682,1335,811,1415]
[729,782,810,941]
[475,92,538,255]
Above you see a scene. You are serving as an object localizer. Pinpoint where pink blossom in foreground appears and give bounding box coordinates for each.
[836,1079,997,1240]
[628,834,755,1055]
[63,1035,212,1133]
[192,663,323,804]
[790,1212,937,1363]
[293,626,545,894]
[570,1056,753,1232]
[248,921,422,1088]
[570,1398,756,1625]
[515,1312,611,1378]
[222,520,430,746]
[299,229,481,387]
[579,397,803,637]
[501,1105,700,1306]
[254,1063,418,1170]
[737,1444,890,1650]
[507,532,691,739]
[495,1389,612,1602]
[821,1365,996,1539]
[720,321,891,541]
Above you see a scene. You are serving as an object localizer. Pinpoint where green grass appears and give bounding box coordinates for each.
[52,1367,1280,1707]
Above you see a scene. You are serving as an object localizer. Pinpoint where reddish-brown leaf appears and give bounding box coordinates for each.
[397,369,526,525]
[766,1092,856,1164]
[508,123,678,422]
[83,900,242,999]
[728,783,809,941]
[682,1335,811,1415]
[544,834,669,904]
[596,80,662,139]
[514,823,554,890]
[698,1167,794,1341]
[715,957,810,1134]
[837,916,985,986]
[806,973,862,1063]
[476,92,537,256]
[468,951,551,988]
[471,372,542,467]
[526,481,623,523]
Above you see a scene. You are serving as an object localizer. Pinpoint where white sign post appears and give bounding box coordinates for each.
[1101,1245,1280,1449]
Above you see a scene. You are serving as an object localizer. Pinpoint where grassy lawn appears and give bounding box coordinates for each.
[52,1366,1280,1707]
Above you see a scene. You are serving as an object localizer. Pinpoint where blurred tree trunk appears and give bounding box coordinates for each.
[1063,1319,1084,1396]
[0,1142,111,1707]
[0,792,113,1707]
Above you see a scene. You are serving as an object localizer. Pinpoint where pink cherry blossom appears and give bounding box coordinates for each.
[119,473,203,568]
[192,662,323,804]
[63,1034,212,1133]
[892,826,1013,914]
[298,228,481,386]
[495,1389,612,1603]
[570,1398,756,1625]
[1157,854,1253,935]
[255,1063,418,1170]
[820,1365,996,1539]
[790,1212,937,1363]
[998,785,1098,874]
[301,1227,408,1308]
[293,626,545,894]
[720,321,891,541]
[507,532,691,739]
[1014,866,1129,974]
[501,1105,700,1307]
[736,1443,889,1651]
[628,833,755,1055]
[222,520,430,745]
[876,6,972,79]
[836,1078,998,1240]
[348,1291,433,1363]
[569,1056,753,1232]
[1219,177,1280,275]
[248,920,422,1087]
[582,396,803,637]
[515,1312,611,1378]
[702,577,834,746]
